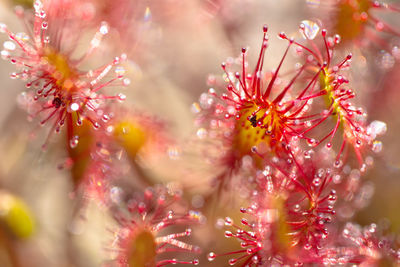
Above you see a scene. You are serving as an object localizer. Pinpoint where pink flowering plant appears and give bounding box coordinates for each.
[0,0,399,266]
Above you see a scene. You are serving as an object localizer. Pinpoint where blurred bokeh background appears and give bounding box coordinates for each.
[0,0,399,266]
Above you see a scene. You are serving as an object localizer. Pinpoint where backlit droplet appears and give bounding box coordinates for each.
[117,93,126,101]
[367,120,387,138]
[207,252,216,261]
[1,50,10,59]
[102,114,110,122]
[69,136,79,148]
[191,103,201,114]
[372,140,382,153]
[377,51,395,70]
[115,66,125,76]
[392,46,400,59]
[307,138,316,147]
[110,186,122,204]
[334,160,343,168]
[326,142,332,149]
[0,23,7,33]
[168,146,180,160]
[70,102,79,112]
[34,0,43,12]
[144,6,152,22]
[196,128,207,139]
[99,22,109,35]
[225,230,233,237]
[122,78,130,86]
[3,41,15,51]
[229,258,237,265]
[306,0,320,8]
[294,204,301,212]
[225,217,233,226]
[15,32,29,42]
[300,20,320,40]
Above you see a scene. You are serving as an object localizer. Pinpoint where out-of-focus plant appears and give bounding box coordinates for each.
[0,0,399,266]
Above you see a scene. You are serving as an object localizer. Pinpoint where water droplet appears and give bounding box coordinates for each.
[68,103,79,112]
[300,20,320,40]
[367,120,387,138]
[355,139,362,148]
[229,258,237,265]
[69,136,79,148]
[1,50,10,59]
[15,32,29,42]
[392,46,400,59]
[99,22,109,35]
[313,177,321,187]
[377,51,395,70]
[188,210,203,222]
[368,223,377,233]
[144,6,152,22]
[3,41,15,51]
[0,23,7,33]
[185,228,192,236]
[278,32,287,39]
[10,72,17,79]
[334,34,341,44]
[167,146,180,160]
[191,102,201,113]
[167,210,173,219]
[110,187,122,204]
[119,79,129,89]
[207,252,216,261]
[306,138,316,146]
[304,243,312,250]
[326,142,332,149]
[334,160,343,168]
[225,217,233,226]
[225,230,233,237]
[102,114,110,122]
[199,93,214,109]
[114,66,125,76]
[372,140,382,153]
[196,128,207,139]
[34,0,43,13]
[306,0,320,8]
[376,21,384,31]
[328,192,337,202]
[293,204,301,212]
[39,10,46,18]
[117,93,126,101]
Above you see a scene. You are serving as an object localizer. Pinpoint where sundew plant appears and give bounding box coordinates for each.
[0,0,399,266]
